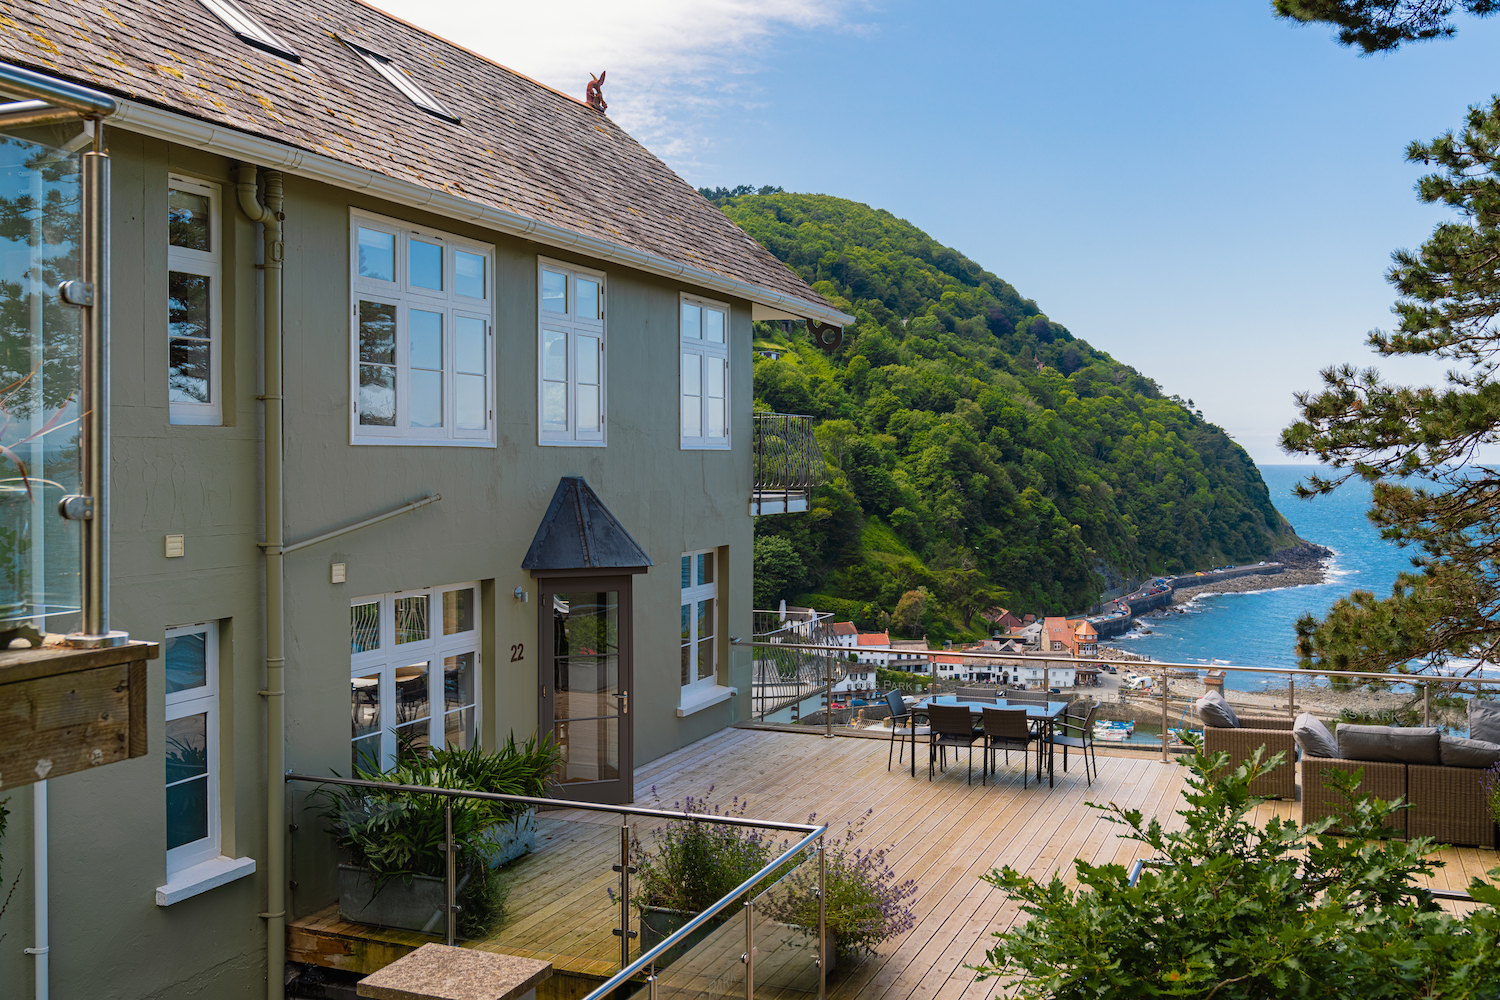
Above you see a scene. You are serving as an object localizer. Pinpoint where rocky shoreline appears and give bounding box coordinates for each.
[1166,541,1334,607]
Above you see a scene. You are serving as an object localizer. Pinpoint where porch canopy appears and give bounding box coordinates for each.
[522,477,653,573]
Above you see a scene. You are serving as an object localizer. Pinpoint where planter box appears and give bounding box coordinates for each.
[638,906,731,969]
[338,864,448,935]
[482,808,537,868]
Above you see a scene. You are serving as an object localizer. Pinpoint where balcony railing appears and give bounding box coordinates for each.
[752,413,822,515]
[749,607,843,724]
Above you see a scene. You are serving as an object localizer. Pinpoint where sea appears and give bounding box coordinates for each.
[1109,465,1435,692]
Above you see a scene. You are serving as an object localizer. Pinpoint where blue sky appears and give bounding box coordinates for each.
[373,0,1500,464]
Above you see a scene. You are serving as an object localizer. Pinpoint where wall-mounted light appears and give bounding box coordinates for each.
[513,587,529,603]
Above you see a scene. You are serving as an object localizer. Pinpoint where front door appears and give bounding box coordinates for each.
[538,576,634,803]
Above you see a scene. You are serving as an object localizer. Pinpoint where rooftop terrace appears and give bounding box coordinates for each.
[290,726,1495,999]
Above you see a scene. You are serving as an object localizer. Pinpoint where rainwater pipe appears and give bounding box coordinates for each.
[235,164,286,1000]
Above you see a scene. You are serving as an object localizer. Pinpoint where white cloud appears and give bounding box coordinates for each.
[368,0,870,167]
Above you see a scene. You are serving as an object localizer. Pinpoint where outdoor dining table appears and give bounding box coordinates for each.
[910,695,1070,787]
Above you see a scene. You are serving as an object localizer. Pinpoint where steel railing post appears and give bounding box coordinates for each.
[1287,676,1296,719]
[744,898,755,1000]
[618,818,633,968]
[1424,683,1431,726]
[444,799,456,946]
[818,841,827,1000]
[1159,665,1169,762]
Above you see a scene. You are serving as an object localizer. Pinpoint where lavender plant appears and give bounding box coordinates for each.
[760,810,917,958]
[1483,761,1500,827]
[631,786,778,914]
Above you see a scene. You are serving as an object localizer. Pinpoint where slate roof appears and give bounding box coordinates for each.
[0,0,836,316]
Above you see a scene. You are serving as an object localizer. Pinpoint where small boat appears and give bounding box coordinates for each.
[1094,719,1135,741]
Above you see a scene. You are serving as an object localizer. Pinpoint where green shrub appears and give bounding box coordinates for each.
[632,788,778,914]
[319,732,560,936]
[971,739,1500,999]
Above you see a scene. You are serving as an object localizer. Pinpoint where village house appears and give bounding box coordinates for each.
[0,2,848,996]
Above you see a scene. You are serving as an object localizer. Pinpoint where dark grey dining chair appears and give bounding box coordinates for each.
[927,703,981,783]
[982,707,1037,788]
[884,689,928,774]
[956,686,999,702]
[1051,700,1102,786]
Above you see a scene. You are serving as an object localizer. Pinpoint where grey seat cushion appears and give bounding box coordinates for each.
[1195,689,1239,729]
[1292,713,1338,759]
[1335,724,1441,765]
[1438,733,1500,769]
[1470,699,1500,745]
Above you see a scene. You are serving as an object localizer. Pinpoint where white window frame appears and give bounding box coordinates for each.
[165,621,220,875]
[349,582,482,772]
[167,175,222,426]
[537,257,607,446]
[680,548,733,716]
[679,293,730,449]
[349,210,495,447]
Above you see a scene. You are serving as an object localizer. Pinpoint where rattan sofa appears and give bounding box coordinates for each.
[1301,755,1497,848]
[1202,714,1297,799]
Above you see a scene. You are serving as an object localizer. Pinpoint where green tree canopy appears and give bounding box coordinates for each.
[1283,97,1500,673]
[717,191,1298,637]
[1275,0,1497,52]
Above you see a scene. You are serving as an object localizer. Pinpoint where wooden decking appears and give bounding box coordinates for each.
[288,726,1498,1000]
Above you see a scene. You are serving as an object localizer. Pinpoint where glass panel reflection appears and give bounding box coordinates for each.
[358,228,395,281]
[350,601,380,653]
[410,239,442,290]
[456,250,485,299]
[542,270,566,313]
[168,188,211,251]
[165,630,207,694]
[576,278,598,320]
[550,591,621,784]
[395,595,429,643]
[443,588,474,634]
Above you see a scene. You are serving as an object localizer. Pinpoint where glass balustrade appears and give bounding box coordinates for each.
[0,119,87,635]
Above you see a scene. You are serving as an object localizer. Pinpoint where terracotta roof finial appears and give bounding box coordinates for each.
[587,71,608,112]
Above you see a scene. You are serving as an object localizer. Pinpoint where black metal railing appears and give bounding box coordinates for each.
[750,608,842,724]
[752,413,822,514]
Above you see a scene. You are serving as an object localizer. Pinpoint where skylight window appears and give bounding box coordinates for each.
[342,40,460,124]
[196,0,300,62]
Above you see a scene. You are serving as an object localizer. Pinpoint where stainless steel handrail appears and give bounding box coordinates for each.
[284,771,821,832]
[730,640,1500,687]
[0,59,118,116]
[583,826,828,1000]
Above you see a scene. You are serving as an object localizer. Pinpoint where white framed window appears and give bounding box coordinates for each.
[165,621,219,874]
[350,582,481,772]
[350,211,495,446]
[680,295,729,449]
[537,258,606,446]
[167,175,222,425]
[680,549,718,700]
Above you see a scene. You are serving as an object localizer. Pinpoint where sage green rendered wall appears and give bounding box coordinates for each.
[0,131,756,998]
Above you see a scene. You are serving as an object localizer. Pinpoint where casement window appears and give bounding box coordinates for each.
[680,295,729,448]
[165,622,219,874]
[350,582,480,772]
[350,212,495,446]
[537,259,606,446]
[680,549,718,701]
[167,175,222,425]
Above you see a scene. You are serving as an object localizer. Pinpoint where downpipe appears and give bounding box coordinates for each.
[237,164,286,1000]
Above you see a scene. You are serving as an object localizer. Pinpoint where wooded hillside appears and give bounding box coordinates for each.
[711,190,1296,641]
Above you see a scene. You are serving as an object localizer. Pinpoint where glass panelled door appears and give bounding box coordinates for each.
[540,578,633,803]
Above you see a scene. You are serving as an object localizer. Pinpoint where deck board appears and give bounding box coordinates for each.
[287,728,1497,997]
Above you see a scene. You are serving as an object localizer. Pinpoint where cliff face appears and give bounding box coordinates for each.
[720,191,1293,640]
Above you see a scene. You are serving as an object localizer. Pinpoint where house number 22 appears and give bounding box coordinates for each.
[510,643,525,662]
